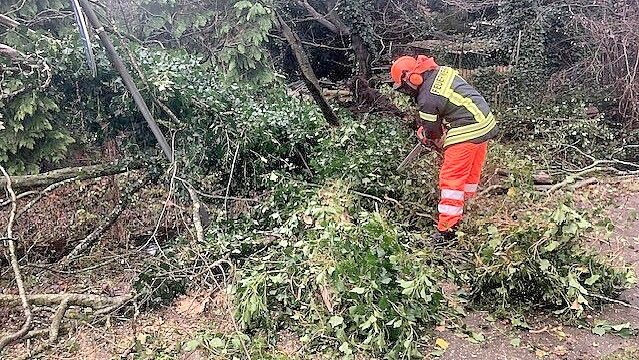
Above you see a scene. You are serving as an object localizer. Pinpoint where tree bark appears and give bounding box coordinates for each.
[293,2,370,79]
[351,34,370,78]
[277,14,339,127]
[0,162,133,189]
[0,13,19,28]
[0,43,21,60]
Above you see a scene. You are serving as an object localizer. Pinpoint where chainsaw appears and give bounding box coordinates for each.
[396,139,441,172]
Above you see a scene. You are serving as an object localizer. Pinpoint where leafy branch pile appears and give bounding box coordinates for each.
[232,183,446,358]
[467,203,635,318]
[134,111,635,357]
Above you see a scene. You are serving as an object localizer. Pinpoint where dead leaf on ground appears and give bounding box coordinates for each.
[319,283,334,314]
[435,338,449,350]
[535,349,548,358]
[553,345,568,356]
[175,294,209,316]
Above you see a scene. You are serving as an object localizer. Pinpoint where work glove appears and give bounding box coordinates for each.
[416,126,443,151]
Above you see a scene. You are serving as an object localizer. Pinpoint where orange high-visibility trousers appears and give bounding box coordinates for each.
[437,141,488,231]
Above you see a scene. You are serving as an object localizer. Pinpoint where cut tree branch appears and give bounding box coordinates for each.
[0,43,22,60]
[296,0,340,34]
[0,13,19,28]
[0,293,132,308]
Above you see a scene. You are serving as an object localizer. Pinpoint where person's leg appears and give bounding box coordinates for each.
[464,142,489,200]
[438,142,477,232]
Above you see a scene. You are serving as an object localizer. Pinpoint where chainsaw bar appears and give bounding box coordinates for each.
[396,142,425,171]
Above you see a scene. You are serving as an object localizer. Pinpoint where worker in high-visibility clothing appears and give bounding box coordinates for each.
[390,54,498,242]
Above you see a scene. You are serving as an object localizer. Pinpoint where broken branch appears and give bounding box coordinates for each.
[0,293,133,308]
[61,173,150,264]
[0,165,33,353]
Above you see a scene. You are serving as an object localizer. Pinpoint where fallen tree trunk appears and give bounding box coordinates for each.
[0,293,132,308]
[0,162,134,190]
[495,169,554,185]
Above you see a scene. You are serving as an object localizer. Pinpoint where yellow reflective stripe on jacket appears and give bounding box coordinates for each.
[444,114,496,147]
[447,91,487,124]
[429,67,495,146]
[431,67,457,96]
[419,112,438,122]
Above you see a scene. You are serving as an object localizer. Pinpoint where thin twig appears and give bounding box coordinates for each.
[16,177,78,218]
[0,190,37,207]
[61,175,149,264]
[0,165,32,352]
[225,140,241,216]
[587,293,639,311]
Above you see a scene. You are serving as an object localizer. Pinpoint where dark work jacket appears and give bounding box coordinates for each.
[416,66,498,148]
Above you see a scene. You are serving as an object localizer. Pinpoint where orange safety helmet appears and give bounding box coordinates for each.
[390,55,438,89]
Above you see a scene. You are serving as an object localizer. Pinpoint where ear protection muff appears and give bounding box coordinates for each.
[402,55,438,87]
[408,72,424,86]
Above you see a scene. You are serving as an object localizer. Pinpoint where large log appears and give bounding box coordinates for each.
[0,162,134,189]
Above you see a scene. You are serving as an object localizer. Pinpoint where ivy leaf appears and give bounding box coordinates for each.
[350,287,366,294]
[338,342,352,354]
[328,315,344,328]
[544,241,560,252]
[585,274,600,286]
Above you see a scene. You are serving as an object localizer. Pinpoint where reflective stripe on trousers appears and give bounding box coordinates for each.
[438,141,488,231]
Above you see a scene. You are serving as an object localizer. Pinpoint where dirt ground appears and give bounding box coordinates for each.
[1,177,638,359]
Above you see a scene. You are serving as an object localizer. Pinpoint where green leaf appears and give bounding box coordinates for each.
[183,339,200,352]
[510,337,521,347]
[544,240,560,252]
[592,326,607,336]
[328,315,344,328]
[539,259,551,271]
[350,287,366,294]
[208,337,225,348]
[610,323,630,332]
[338,342,352,354]
[470,332,485,343]
[585,274,600,286]
[430,348,446,357]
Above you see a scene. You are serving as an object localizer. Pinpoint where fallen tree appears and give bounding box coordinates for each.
[0,162,135,190]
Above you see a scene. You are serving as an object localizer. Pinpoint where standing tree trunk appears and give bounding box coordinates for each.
[277,14,339,127]
[351,34,370,79]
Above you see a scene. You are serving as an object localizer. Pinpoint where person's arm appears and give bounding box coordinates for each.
[416,112,443,141]
[415,108,444,152]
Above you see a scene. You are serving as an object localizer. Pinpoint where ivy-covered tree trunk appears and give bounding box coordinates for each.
[277,14,340,127]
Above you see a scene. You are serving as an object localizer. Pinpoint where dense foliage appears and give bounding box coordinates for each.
[1,0,637,358]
